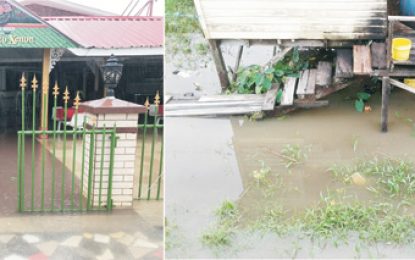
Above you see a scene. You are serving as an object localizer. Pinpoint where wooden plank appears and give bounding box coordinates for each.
[232,45,244,81]
[335,49,353,78]
[371,42,387,69]
[195,0,387,40]
[266,47,293,67]
[165,95,173,103]
[165,106,263,117]
[294,100,329,108]
[262,85,279,110]
[297,70,310,97]
[381,77,390,132]
[208,40,230,92]
[353,45,373,74]
[316,62,332,87]
[281,77,297,106]
[306,69,317,94]
[198,94,265,102]
[267,77,365,117]
[297,69,317,97]
[388,78,415,95]
[165,100,263,111]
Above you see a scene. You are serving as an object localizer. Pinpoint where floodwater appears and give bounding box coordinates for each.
[165,35,415,258]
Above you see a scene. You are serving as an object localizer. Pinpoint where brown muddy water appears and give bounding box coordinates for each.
[234,85,415,223]
[165,36,415,258]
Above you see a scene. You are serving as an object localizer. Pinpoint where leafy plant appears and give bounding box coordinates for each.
[230,48,309,95]
[354,92,371,112]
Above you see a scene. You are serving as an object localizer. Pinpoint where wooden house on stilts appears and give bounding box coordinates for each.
[193,0,415,132]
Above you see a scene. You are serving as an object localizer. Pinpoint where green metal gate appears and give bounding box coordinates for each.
[17,75,116,213]
[137,94,164,200]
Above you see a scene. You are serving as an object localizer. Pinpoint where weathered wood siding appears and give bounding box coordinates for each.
[194,0,387,40]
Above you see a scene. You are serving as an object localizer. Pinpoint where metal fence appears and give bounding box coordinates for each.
[17,75,116,213]
[137,93,163,200]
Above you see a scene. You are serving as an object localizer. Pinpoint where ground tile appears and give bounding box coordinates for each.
[4,254,26,260]
[0,234,15,244]
[61,235,82,247]
[36,241,58,256]
[22,235,40,244]
[128,247,153,259]
[132,239,158,249]
[83,233,93,239]
[117,234,134,246]
[96,249,114,260]
[94,234,110,244]
[110,232,125,239]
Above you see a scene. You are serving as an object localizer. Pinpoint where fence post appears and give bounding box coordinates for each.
[79,97,145,208]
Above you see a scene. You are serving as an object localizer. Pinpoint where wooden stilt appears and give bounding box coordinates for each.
[232,45,244,82]
[40,48,51,132]
[381,77,390,132]
[208,40,230,92]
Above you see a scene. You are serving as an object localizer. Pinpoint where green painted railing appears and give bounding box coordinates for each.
[17,75,116,213]
[137,94,164,200]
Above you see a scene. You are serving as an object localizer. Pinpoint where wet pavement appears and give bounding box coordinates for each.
[0,133,164,259]
[0,201,163,260]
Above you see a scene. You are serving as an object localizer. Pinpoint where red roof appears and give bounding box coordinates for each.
[43,16,163,49]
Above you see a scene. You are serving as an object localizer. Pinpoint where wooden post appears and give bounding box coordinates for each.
[381,77,390,132]
[40,48,51,132]
[232,45,244,82]
[208,40,230,92]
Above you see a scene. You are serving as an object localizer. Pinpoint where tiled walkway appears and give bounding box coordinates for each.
[0,202,163,260]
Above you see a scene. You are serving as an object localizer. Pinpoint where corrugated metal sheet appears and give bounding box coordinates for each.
[44,16,164,49]
[194,0,388,40]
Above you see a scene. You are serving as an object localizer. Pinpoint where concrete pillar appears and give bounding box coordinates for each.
[80,97,145,208]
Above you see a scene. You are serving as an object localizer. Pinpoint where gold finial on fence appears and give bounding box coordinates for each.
[74,91,81,109]
[20,74,27,90]
[154,91,160,107]
[31,75,38,91]
[144,97,150,109]
[53,81,59,97]
[63,87,70,104]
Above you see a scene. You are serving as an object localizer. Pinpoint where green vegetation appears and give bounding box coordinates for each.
[302,199,415,244]
[165,218,178,250]
[165,0,200,34]
[165,0,209,69]
[354,92,371,112]
[280,144,310,168]
[329,157,415,198]
[201,200,240,248]
[251,206,289,235]
[229,48,309,94]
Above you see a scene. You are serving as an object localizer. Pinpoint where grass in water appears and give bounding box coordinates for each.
[301,199,415,244]
[251,206,289,235]
[329,157,415,198]
[279,144,310,168]
[201,200,240,248]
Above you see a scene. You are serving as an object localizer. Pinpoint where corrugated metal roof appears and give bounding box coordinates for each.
[44,16,164,49]
[20,0,116,16]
